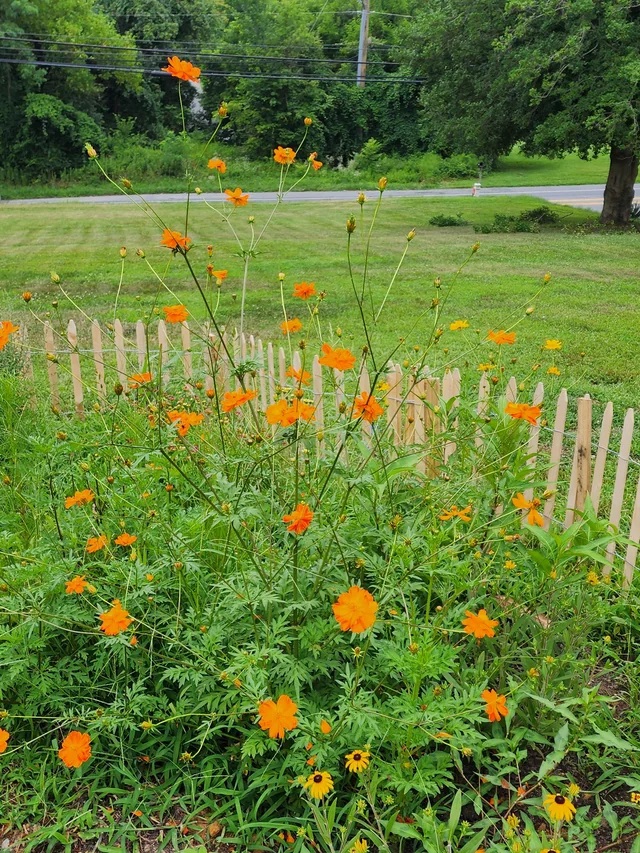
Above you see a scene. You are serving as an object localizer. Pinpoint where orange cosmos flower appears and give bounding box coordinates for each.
[160,229,192,252]
[439,504,472,522]
[311,159,323,171]
[224,187,250,207]
[163,304,188,324]
[168,410,204,436]
[547,365,561,376]
[257,694,298,738]
[544,339,562,350]
[318,343,356,371]
[281,318,302,335]
[86,534,108,554]
[332,586,378,633]
[320,719,332,735]
[207,158,226,173]
[0,320,19,351]
[129,372,152,388]
[98,599,133,636]
[210,269,228,283]
[462,609,499,639]
[282,502,314,534]
[162,56,201,83]
[221,388,257,413]
[266,399,315,427]
[449,320,469,331]
[274,146,296,165]
[505,402,541,425]
[64,489,95,509]
[293,282,316,300]
[487,329,516,345]
[481,688,509,722]
[512,492,544,526]
[353,391,383,423]
[114,532,137,547]
[65,575,90,594]
[58,731,92,768]
[0,729,9,753]
[286,365,311,385]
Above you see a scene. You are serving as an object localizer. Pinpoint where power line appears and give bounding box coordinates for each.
[0,55,421,83]
[0,36,400,66]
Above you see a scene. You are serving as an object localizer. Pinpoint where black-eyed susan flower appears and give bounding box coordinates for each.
[543,792,576,822]
[304,770,333,799]
[345,749,370,773]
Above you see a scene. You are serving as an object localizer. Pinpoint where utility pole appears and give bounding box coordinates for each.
[356,0,370,88]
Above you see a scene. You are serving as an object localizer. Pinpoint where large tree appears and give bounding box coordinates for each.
[404,0,640,225]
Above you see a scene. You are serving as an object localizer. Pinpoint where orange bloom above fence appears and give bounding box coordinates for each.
[481,688,509,722]
[274,146,296,165]
[160,229,192,252]
[281,318,303,335]
[505,402,541,425]
[207,158,226,173]
[293,282,316,300]
[282,502,314,534]
[162,56,201,83]
[257,694,298,738]
[163,305,188,324]
[318,343,356,371]
[487,329,516,345]
[332,586,378,633]
[0,320,19,351]
[65,489,95,509]
[99,599,133,636]
[58,731,92,768]
[224,187,250,207]
[266,399,315,427]
[439,505,472,522]
[286,365,311,385]
[221,388,257,413]
[129,372,152,388]
[462,609,499,639]
[168,410,204,436]
[353,391,384,423]
[512,492,544,526]
[86,535,108,554]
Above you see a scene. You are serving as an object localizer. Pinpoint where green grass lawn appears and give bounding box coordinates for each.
[0,147,613,200]
[1,194,638,416]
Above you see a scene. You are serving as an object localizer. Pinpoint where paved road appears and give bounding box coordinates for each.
[3,183,638,211]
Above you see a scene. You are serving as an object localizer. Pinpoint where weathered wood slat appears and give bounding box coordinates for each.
[591,402,614,514]
[43,321,60,410]
[181,322,193,383]
[113,320,128,388]
[91,321,107,399]
[604,408,635,572]
[135,321,147,371]
[624,471,640,587]
[67,320,84,419]
[564,395,592,526]
[523,381,545,504]
[543,388,568,529]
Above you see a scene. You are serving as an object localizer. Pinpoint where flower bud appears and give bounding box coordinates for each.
[346,215,356,233]
[195,186,202,194]
[119,247,127,258]
[278,272,286,281]
[378,176,388,191]
[218,103,229,117]
[207,244,213,256]
[114,382,124,396]
[358,192,366,205]
[471,242,480,253]
[248,215,255,223]
[304,116,313,126]
[121,178,132,189]
[136,248,145,258]
[434,277,441,289]
[85,143,97,159]
[50,271,60,284]
[51,300,59,308]
[407,228,416,242]
[22,291,32,302]
[543,272,551,283]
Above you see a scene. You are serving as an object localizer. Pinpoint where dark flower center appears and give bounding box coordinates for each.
[313,774,323,783]
[554,795,566,804]
[353,753,362,761]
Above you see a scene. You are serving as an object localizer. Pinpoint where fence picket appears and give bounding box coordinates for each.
[506,376,518,402]
[523,381,545,505]
[603,408,635,572]
[312,355,325,456]
[386,365,403,447]
[591,402,614,514]
[564,395,592,526]
[423,377,441,478]
[181,322,193,384]
[67,320,85,419]
[91,321,107,400]
[113,320,128,388]
[442,368,460,463]
[543,388,568,528]
[135,321,148,370]
[257,339,267,410]
[267,343,276,404]
[624,471,640,587]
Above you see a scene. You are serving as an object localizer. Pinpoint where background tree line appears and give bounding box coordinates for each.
[1,0,638,223]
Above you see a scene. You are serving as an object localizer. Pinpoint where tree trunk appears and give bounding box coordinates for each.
[600,146,638,226]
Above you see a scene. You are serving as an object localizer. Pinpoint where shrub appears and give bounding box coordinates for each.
[428,212,470,227]
[433,153,483,179]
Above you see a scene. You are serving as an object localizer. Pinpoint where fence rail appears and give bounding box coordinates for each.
[16,317,640,584]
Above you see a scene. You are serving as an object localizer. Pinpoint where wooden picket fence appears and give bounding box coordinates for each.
[16,317,640,584]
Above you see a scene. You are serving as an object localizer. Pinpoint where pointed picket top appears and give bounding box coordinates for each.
[135,320,148,370]
[591,402,614,514]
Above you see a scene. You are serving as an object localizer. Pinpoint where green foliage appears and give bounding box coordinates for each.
[475,206,561,233]
[428,212,470,227]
